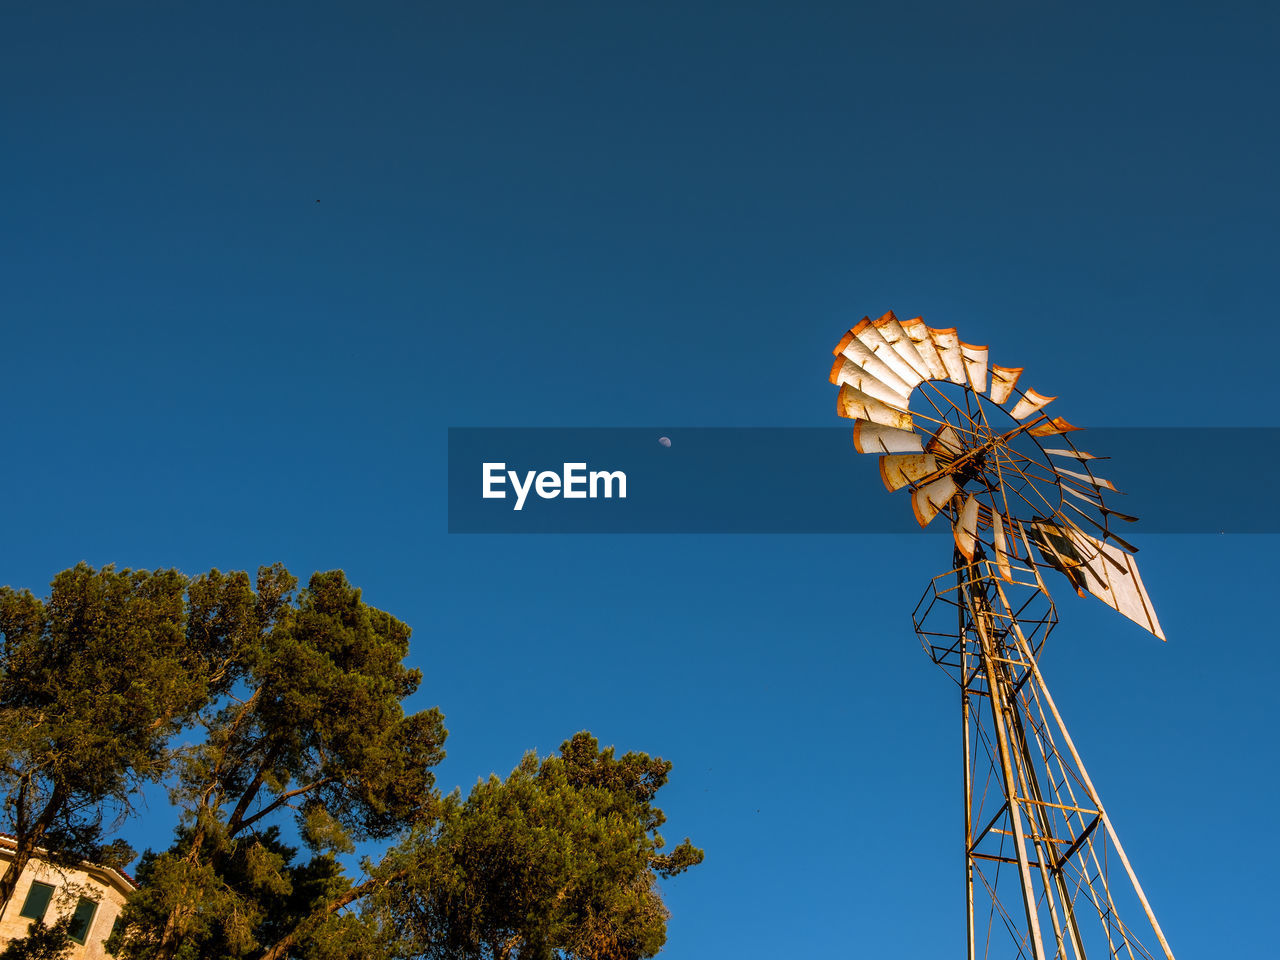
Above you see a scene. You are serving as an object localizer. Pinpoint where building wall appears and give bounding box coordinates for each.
[0,855,132,960]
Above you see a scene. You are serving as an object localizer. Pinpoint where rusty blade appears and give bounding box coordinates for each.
[1044,447,1103,460]
[837,383,914,430]
[901,317,949,380]
[1061,483,1103,507]
[1009,388,1057,420]
[873,312,934,382]
[912,475,959,527]
[960,343,989,394]
[1102,506,1139,523]
[853,420,925,454]
[992,508,1014,582]
[854,318,925,391]
[829,356,912,409]
[879,453,939,492]
[1015,518,1052,597]
[928,327,968,384]
[835,330,914,399]
[1028,416,1082,437]
[927,422,964,460]
[953,494,980,560]
[989,365,1023,404]
[1057,466,1117,493]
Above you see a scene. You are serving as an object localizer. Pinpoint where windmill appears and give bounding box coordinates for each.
[830,312,1174,960]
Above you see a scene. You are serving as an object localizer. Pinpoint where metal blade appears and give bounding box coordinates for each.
[928,327,968,384]
[1029,416,1082,437]
[834,330,914,399]
[912,476,959,527]
[927,422,964,460]
[873,312,934,382]
[854,318,925,391]
[992,509,1014,582]
[989,365,1023,404]
[901,317,949,380]
[953,494,980,560]
[837,383,914,430]
[1044,447,1103,460]
[1057,466,1118,493]
[853,421,925,454]
[960,342,989,394]
[1009,388,1056,420]
[879,453,940,492]
[829,356,913,409]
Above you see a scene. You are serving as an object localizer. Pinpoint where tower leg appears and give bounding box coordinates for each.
[973,604,1048,960]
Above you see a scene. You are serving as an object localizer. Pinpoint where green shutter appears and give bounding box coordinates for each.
[18,881,54,920]
[67,897,98,945]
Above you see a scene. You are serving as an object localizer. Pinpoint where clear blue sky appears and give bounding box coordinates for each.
[2,2,1277,956]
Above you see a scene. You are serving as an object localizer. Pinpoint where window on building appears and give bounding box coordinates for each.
[18,881,54,921]
[67,897,98,945]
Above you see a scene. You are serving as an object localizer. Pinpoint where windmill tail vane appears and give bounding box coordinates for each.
[832,311,1175,960]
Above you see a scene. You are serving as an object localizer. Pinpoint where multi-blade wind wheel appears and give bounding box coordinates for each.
[830,310,1162,639]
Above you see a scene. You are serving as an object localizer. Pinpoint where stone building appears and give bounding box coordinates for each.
[0,835,136,959]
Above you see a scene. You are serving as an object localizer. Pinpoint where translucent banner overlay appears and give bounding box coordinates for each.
[448,428,1277,534]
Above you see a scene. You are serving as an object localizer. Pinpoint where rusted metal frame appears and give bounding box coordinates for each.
[989,444,1078,525]
[992,582,1091,959]
[1060,498,1139,555]
[1010,665,1035,699]
[973,861,1037,959]
[1014,796,1097,817]
[967,579,1049,960]
[1014,694,1092,806]
[989,653,1029,668]
[995,444,1064,486]
[999,459,1066,523]
[1074,831,1134,960]
[972,851,1044,868]
[921,379,990,441]
[965,620,1025,958]
[991,628,1075,960]
[1003,673,1083,960]
[1017,651,1174,958]
[1056,814,1103,872]
[958,564,977,960]
[963,692,976,960]
[997,587,1162,960]
[985,451,1067,527]
[965,390,1023,529]
[963,387,1012,528]
[1001,592,1127,960]
[911,394,989,458]
[969,713,1001,860]
[971,799,1012,850]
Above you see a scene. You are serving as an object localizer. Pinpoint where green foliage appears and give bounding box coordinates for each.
[2,564,703,960]
[373,732,703,960]
[109,827,351,960]
[0,564,249,902]
[0,918,74,960]
[110,567,447,960]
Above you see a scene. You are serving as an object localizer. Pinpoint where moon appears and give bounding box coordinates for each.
[658,436,672,448]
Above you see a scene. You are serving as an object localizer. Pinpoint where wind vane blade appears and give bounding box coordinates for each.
[1027,520,1165,640]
